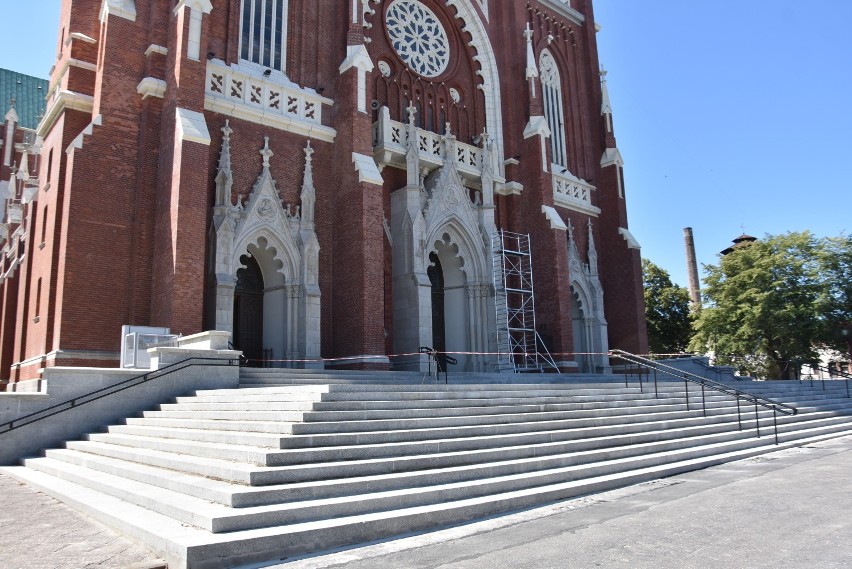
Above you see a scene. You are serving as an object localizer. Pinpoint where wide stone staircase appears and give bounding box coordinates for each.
[4,369,852,569]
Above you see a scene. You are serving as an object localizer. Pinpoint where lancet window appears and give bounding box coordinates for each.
[240,0,289,71]
[539,49,568,168]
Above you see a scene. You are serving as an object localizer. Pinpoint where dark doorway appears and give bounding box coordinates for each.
[234,254,264,366]
[428,252,447,371]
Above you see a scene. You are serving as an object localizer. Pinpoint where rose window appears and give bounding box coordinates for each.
[385,0,450,78]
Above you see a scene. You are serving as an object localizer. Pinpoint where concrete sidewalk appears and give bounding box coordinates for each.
[1,435,850,569]
[0,472,165,569]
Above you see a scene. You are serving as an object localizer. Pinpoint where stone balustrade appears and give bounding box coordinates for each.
[205,60,336,142]
[551,167,601,216]
[373,108,484,179]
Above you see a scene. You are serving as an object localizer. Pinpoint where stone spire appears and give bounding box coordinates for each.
[441,122,456,164]
[260,136,273,171]
[587,219,598,275]
[599,65,624,185]
[348,0,366,44]
[214,120,233,206]
[300,141,316,224]
[4,96,18,124]
[4,97,18,168]
[405,103,420,188]
[600,66,612,119]
[600,66,617,148]
[524,23,539,98]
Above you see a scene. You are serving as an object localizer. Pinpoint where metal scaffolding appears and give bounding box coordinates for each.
[491,231,558,373]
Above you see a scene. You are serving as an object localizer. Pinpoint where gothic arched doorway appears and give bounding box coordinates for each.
[234,254,264,365]
[427,252,447,371]
[429,234,470,370]
[571,286,591,373]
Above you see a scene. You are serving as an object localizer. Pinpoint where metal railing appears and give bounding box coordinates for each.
[609,350,797,445]
[691,358,743,382]
[227,342,249,366]
[0,357,240,434]
[797,362,851,398]
[419,346,458,384]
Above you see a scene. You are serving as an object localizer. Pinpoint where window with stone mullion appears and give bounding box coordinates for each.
[540,50,568,169]
[240,0,288,72]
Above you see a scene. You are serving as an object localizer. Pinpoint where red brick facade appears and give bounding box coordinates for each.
[0,0,647,382]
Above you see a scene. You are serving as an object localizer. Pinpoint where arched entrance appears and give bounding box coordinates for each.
[427,252,447,371]
[428,233,474,370]
[566,220,611,374]
[390,134,497,372]
[210,135,322,368]
[571,286,591,373]
[234,254,264,365]
[569,277,610,374]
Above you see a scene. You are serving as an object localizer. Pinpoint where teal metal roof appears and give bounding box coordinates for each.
[0,68,49,130]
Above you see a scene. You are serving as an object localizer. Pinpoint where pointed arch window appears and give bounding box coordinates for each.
[539,49,568,169]
[240,0,289,72]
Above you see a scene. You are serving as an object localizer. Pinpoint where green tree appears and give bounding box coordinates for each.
[817,234,852,364]
[642,259,693,355]
[689,232,822,379]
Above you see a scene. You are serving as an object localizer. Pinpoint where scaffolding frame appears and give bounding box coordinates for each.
[491,231,559,373]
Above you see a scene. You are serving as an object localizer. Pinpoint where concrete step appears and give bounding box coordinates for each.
[7,373,852,569]
[63,440,258,483]
[286,404,757,435]
[124,416,297,434]
[299,399,735,423]
[86,409,718,466]
[159,401,316,412]
[67,405,851,488]
[106,424,287,448]
[275,409,751,449]
[84,433,272,465]
[201,417,852,502]
[38,422,753,505]
[7,427,851,569]
[27,420,852,534]
[108,412,852,484]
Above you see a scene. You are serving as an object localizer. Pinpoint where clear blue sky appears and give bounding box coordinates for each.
[1,1,850,288]
[595,0,852,287]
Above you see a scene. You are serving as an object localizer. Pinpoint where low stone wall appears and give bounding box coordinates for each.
[656,357,744,381]
[0,332,240,466]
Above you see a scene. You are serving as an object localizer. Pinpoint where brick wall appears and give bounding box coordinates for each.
[2,0,648,379]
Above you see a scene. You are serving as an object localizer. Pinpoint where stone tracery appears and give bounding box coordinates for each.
[210,133,321,367]
[385,0,450,78]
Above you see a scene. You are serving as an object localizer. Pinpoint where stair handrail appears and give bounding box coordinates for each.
[418,346,457,384]
[228,342,249,366]
[690,357,743,382]
[0,357,240,434]
[796,361,851,398]
[609,349,797,445]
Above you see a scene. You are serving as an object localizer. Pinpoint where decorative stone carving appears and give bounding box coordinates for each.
[385,0,450,78]
[257,199,276,221]
[465,283,491,298]
[209,133,322,367]
[285,284,302,299]
[567,218,609,372]
[300,141,316,225]
[443,186,461,210]
[587,219,599,276]
[390,123,495,372]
